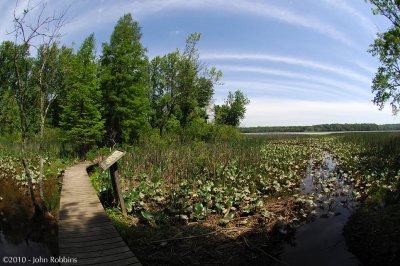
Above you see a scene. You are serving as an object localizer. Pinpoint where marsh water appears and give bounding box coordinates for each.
[0,231,57,266]
[0,178,57,265]
[278,153,360,266]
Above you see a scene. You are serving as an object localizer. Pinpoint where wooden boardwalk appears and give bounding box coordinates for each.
[58,162,141,266]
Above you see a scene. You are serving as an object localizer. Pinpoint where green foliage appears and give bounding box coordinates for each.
[184,118,210,141]
[0,41,40,135]
[1,14,247,151]
[367,0,400,113]
[214,90,250,127]
[366,0,400,27]
[48,46,75,127]
[60,34,105,156]
[0,89,20,135]
[149,33,222,137]
[101,13,151,143]
[85,146,110,162]
[369,27,400,113]
[0,42,21,135]
[208,124,241,142]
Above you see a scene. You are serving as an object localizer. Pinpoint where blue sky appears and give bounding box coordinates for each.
[1,0,397,126]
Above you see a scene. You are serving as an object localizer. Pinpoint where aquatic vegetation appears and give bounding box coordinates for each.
[101,135,397,225]
[90,135,400,226]
[89,133,400,265]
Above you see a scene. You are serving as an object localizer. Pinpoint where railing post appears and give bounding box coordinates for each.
[110,162,127,217]
[100,150,128,217]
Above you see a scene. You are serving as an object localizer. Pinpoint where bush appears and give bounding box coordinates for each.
[207,124,241,142]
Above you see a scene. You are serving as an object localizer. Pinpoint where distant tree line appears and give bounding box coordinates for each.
[0,13,250,155]
[240,123,400,133]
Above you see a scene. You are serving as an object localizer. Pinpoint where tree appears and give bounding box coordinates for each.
[150,51,181,136]
[34,42,64,201]
[60,34,105,156]
[48,45,75,127]
[149,33,221,136]
[367,0,400,27]
[214,90,250,127]
[100,13,151,144]
[366,0,400,113]
[9,1,66,213]
[0,41,21,135]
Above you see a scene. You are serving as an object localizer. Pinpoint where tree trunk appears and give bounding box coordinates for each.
[38,94,46,202]
[19,100,42,215]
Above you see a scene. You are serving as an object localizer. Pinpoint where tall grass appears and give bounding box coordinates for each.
[0,128,76,159]
[89,133,399,224]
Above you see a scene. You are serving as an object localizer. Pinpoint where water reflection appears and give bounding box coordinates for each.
[279,152,360,266]
[0,178,58,265]
[0,232,57,266]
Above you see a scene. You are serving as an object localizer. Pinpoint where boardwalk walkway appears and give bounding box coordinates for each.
[58,162,141,266]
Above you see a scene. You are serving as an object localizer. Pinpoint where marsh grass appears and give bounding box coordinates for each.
[90,135,343,265]
[88,133,400,265]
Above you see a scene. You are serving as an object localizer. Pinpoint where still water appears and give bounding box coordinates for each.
[0,231,57,266]
[278,153,360,266]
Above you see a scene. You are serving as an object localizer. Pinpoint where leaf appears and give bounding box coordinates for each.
[141,210,154,221]
[124,200,133,213]
[255,199,264,207]
[194,202,204,212]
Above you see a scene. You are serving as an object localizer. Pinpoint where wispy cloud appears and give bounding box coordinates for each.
[169,30,183,36]
[1,0,355,47]
[217,65,370,98]
[323,0,378,38]
[202,52,371,84]
[353,61,377,75]
[227,0,355,47]
[218,80,357,101]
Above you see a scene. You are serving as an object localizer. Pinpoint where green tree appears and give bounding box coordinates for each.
[47,45,75,127]
[367,0,400,113]
[60,34,105,156]
[100,13,150,144]
[214,90,250,127]
[149,33,221,136]
[0,41,21,135]
[150,52,180,136]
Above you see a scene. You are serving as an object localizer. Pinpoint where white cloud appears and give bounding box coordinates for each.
[227,0,355,47]
[242,98,397,126]
[218,80,356,101]
[202,52,370,84]
[354,61,377,75]
[169,30,183,36]
[323,0,378,38]
[0,0,355,47]
[217,65,370,98]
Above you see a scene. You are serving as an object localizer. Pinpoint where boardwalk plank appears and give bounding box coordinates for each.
[73,251,138,265]
[60,240,128,254]
[58,162,141,266]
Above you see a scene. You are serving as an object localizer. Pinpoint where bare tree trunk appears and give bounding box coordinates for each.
[38,98,45,201]
[18,99,41,215]
[11,0,67,216]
